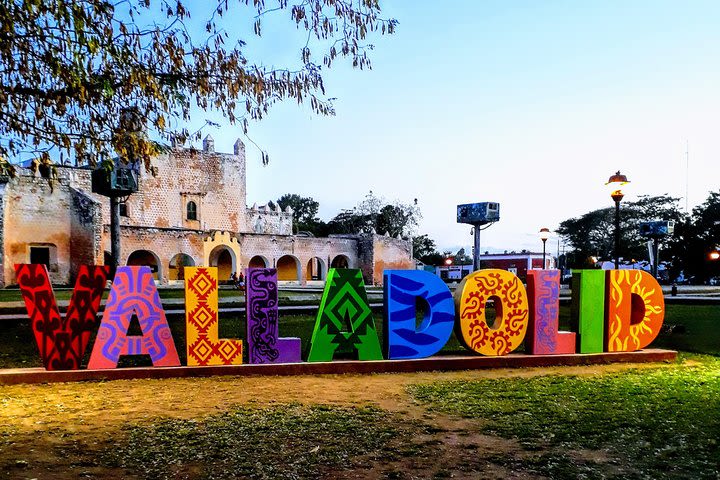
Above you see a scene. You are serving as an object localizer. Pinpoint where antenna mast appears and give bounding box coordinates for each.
[685,140,689,214]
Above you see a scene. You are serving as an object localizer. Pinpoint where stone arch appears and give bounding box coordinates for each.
[276,255,301,282]
[169,253,196,281]
[202,231,241,273]
[306,257,326,281]
[209,245,236,283]
[127,249,161,281]
[331,254,350,269]
[248,255,269,269]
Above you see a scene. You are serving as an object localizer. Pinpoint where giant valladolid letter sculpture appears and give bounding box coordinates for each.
[526,270,575,355]
[15,264,109,370]
[185,267,243,366]
[383,270,455,359]
[606,269,665,352]
[88,266,180,369]
[246,268,301,364]
[307,269,383,362]
[454,269,529,356]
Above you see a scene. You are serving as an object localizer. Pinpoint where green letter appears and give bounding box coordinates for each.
[307,269,383,362]
[570,270,606,353]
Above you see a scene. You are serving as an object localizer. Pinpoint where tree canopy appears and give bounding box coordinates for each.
[558,192,720,283]
[325,191,421,238]
[0,0,396,168]
[276,193,321,234]
[412,234,443,265]
[273,191,444,263]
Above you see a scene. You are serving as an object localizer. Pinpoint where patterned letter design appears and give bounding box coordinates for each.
[15,264,109,370]
[383,270,454,359]
[88,266,180,369]
[526,270,576,355]
[246,268,301,364]
[606,269,665,352]
[570,270,605,354]
[307,269,383,362]
[185,267,243,366]
[454,269,529,356]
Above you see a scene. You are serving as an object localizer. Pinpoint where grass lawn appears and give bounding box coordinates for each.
[104,404,425,479]
[407,354,720,479]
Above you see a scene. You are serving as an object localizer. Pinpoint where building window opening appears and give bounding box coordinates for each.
[119,203,128,217]
[30,247,50,268]
[187,201,197,220]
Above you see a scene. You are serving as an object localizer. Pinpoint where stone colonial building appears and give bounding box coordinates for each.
[0,138,413,287]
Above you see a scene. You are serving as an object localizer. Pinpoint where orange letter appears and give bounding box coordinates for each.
[606,270,665,352]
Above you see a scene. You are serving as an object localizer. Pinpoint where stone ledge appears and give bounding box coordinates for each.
[0,349,677,386]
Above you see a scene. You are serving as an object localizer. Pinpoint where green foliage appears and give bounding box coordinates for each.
[412,234,444,265]
[104,404,417,479]
[408,354,720,479]
[0,0,396,165]
[667,191,720,282]
[557,194,685,268]
[327,191,421,238]
[0,155,16,177]
[559,191,720,282]
[276,193,322,234]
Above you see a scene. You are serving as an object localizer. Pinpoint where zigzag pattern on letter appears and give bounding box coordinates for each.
[185,267,243,366]
[307,269,383,362]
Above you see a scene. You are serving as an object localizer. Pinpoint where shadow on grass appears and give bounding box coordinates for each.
[101,404,424,479]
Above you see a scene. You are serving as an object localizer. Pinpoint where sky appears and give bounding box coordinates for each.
[182,0,720,256]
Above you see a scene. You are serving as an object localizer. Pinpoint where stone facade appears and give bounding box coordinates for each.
[0,140,413,286]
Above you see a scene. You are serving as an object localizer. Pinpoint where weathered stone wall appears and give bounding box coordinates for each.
[237,233,358,283]
[111,226,207,282]
[348,233,414,285]
[369,234,414,284]
[2,171,81,285]
[246,204,292,235]
[81,148,248,232]
[1,142,414,286]
[69,188,103,281]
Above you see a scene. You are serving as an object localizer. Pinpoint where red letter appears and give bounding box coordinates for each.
[15,264,109,370]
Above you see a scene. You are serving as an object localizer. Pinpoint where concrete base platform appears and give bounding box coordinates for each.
[0,349,677,386]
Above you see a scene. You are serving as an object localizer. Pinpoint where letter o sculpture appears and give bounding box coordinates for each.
[454,269,529,356]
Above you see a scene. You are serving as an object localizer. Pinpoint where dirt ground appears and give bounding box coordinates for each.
[0,362,667,479]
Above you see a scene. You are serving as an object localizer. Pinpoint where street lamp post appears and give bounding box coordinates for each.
[605,171,630,269]
[539,227,551,269]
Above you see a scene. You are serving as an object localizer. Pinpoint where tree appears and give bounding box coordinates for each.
[0,0,397,168]
[326,191,420,237]
[412,234,443,265]
[557,195,685,269]
[276,193,321,234]
[325,209,367,235]
[667,191,720,283]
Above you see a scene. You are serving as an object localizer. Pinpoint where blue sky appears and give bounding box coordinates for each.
[188,1,720,256]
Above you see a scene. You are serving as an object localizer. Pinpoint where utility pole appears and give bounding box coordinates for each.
[91,108,142,269]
